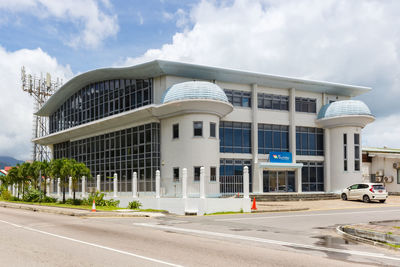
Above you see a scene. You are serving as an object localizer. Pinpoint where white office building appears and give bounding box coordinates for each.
[34,60,375,197]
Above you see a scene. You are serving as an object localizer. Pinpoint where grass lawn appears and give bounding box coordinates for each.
[1,200,123,211]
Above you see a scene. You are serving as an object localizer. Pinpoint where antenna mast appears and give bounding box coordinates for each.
[21,66,62,162]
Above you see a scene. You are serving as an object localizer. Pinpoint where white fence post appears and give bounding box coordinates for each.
[182,168,187,199]
[113,173,118,197]
[82,176,86,197]
[132,172,138,198]
[200,167,205,199]
[156,170,160,198]
[243,166,249,199]
[96,174,100,192]
[46,178,50,196]
[57,178,61,197]
[68,177,72,198]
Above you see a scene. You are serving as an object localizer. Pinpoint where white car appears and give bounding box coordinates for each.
[341,183,388,203]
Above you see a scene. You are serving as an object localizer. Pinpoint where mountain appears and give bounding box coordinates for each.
[0,156,25,169]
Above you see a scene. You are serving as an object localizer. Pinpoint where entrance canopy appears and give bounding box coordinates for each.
[259,162,303,170]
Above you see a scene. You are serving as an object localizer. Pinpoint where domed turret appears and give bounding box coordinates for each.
[317,100,373,120]
[317,100,374,128]
[162,81,229,104]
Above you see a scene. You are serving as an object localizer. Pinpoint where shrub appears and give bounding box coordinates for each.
[83,191,119,207]
[65,198,83,205]
[128,200,142,209]
[22,188,42,202]
[42,196,57,203]
[0,189,12,201]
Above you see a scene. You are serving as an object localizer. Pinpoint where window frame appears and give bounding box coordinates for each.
[210,122,216,138]
[210,166,217,182]
[173,167,179,182]
[193,121,203,137]
[172,123,179,139]
[194,166,201,181]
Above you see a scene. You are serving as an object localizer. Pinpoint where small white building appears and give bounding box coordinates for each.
[362,147,400,193]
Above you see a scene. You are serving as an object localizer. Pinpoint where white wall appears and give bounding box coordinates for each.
[329,126,363,192]
[160,113,220,196]
[370,157,400,192]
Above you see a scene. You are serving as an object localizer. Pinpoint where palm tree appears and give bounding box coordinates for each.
[60,158,74,203]
[18,162,31,197]
[5,167,18,192]
[71,162,91,201]
[38,160,50,196]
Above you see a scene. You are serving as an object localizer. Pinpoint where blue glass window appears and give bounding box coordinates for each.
[220,122,251,153]
[258,93,289,111]
[50,79,153,134]
[296,127,324,156]
[258,124,289,154]
[300,161,324,192]
[224,89,251,107]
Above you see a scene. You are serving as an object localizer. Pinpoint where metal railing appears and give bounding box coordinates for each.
[219,175,243,196]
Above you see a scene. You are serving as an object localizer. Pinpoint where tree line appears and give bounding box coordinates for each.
[0,158,91,203]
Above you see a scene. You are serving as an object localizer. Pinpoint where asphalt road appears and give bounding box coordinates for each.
[1,205,400,266]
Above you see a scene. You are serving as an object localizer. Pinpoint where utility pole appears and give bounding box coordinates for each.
[21,66,62,162]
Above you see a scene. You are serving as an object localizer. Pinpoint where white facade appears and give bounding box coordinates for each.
[34,60,375,197]
[362,147,400,193]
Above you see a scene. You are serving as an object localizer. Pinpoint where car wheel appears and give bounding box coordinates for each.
[363,195,370,203]
[379,200,386,203]
[341,193,347,201]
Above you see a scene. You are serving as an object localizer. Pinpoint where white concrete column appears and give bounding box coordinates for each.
[12,184,15,196]
[200,167,205,199]
[50,178,54,194]
[96,174,101,192]
[324,128,331,192]
[68,177,72,197]
[289,88,296,163]
[113,173,118,197]
[296,169,302,193]
[251,83,260,193]
[243,166,249,199]
[82,176,86,197]
[155,170,160,198]
[182,168,187,199]
[57,178,61,197]
[46,178,50,196]
[132,172,138,198]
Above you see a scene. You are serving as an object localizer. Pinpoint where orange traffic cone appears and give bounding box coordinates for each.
[91,199,96,212]
[251,197,257,211]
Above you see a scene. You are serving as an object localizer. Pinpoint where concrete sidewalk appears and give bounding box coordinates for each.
[253,195,400,212]
[338,220,400,250]
[0,201,165,218]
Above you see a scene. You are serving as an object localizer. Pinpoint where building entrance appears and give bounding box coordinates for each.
[263,171,295,192]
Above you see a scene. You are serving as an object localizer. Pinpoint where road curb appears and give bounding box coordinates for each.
[336,225,400,251]
[251,207,309,213]
[0,202,156,218]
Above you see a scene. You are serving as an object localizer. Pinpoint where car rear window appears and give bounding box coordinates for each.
[372,185,385,190]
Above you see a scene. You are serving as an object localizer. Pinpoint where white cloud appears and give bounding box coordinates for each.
[0,0,118,48]
[121,0,400,148]
[0,46,73,160]
[363,115,400,149]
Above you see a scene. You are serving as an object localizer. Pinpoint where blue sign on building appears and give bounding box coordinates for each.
[269,152,292,163]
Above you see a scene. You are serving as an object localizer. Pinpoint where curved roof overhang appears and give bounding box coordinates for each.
[34,99,233,145]
[37,60,371,116]
[316,115,375,129]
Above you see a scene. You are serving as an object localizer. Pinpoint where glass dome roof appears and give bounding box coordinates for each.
[317,100,373,120]
[161,81,229,104]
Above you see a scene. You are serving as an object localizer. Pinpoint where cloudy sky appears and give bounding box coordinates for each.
[0,0,399,160]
